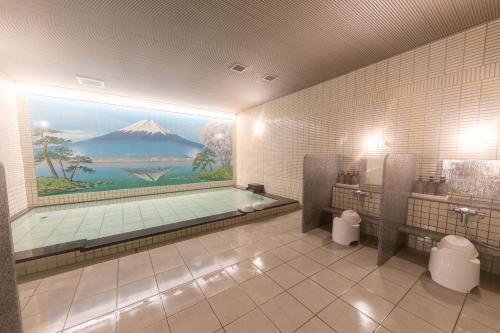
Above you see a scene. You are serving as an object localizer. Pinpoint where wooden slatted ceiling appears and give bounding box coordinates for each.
[0,0,499,112]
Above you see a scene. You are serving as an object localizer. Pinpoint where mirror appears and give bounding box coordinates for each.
[442,159,500,198]
[360,158,384,186]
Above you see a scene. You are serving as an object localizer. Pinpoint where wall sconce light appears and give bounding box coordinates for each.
[253,119,265,137]
[458,125,497,151]
[363,134,383,151]
[384,140,394,153]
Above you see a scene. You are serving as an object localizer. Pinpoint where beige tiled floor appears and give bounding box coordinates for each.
[18,210,500,333]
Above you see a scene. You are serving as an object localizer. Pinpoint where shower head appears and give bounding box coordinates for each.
[384,140,394,153]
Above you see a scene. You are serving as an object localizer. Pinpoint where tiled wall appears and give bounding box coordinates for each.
[331,186,381,239]
[0,77,28,217]
[237,18,500,203]
[15,95,236,208]
[406,197,500,274]
[407,197,500,248]
[332,186,381,218]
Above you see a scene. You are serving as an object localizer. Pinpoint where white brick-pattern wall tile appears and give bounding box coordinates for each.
[237,18,500,203]
[0,78,27,216]
[484,19,500,64]
[463,24,486,69]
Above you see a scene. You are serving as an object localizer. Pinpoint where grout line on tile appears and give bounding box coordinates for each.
[377,269,446,331]
[148,249,171,333]
[27,211,453,332]
[61,268,84,331]
[451,292,469,333]
[266,241,375,332]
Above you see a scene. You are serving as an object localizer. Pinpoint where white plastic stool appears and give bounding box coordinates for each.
[341,210,362,225]
[428,235,480,293]
[332,214,360,246]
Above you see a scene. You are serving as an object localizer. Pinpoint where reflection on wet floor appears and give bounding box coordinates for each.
[18,210,500,333]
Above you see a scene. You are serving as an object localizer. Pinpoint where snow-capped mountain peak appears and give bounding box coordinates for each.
[86,119,203,148]
[119,120,171,135]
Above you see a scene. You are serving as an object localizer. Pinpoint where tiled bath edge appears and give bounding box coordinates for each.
[15,201,300,280]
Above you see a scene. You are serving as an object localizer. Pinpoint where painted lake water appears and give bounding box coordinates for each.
[36,161,231,195]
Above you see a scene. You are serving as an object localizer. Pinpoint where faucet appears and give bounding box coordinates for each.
[353,190,371,203]
[448,206,486,238]
[448,206,486,224]
[448,206,500,251]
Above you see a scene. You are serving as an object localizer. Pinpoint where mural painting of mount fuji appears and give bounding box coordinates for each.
[29,96,233,196]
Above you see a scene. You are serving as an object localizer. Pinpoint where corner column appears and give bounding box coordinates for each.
[0,163,23,332]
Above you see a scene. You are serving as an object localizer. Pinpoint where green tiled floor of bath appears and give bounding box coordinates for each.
[11,187,276,252]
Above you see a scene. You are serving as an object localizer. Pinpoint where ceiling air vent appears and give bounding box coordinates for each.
[230,63,248,73]
[76,76,105,88]
[262,74,278,82]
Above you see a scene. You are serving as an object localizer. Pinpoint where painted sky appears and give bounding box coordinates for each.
[28,95,231,143]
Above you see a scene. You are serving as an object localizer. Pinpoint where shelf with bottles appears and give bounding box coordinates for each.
[337,170,361,186]
[411,175,450,201]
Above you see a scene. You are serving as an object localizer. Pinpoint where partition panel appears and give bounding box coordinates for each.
[302,154,341,232]
[0,164,22,333]
[378,154,416,264]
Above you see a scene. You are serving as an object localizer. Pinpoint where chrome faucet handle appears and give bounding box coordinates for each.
[448,206,487,219]
[475,211,487,219]
[448,206,472,214]
[353,190,371,197]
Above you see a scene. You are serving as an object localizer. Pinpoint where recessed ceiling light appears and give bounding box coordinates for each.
[230,63,248,73]
[262,74,278,82]
[76,76,105,88]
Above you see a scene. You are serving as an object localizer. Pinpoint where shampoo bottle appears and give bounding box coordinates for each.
[351,171,360,185]
[424,176,437,195]
[345,171,352,185]
[338,171,345,184]
[436,176,449,196]
[413,176,424,193]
